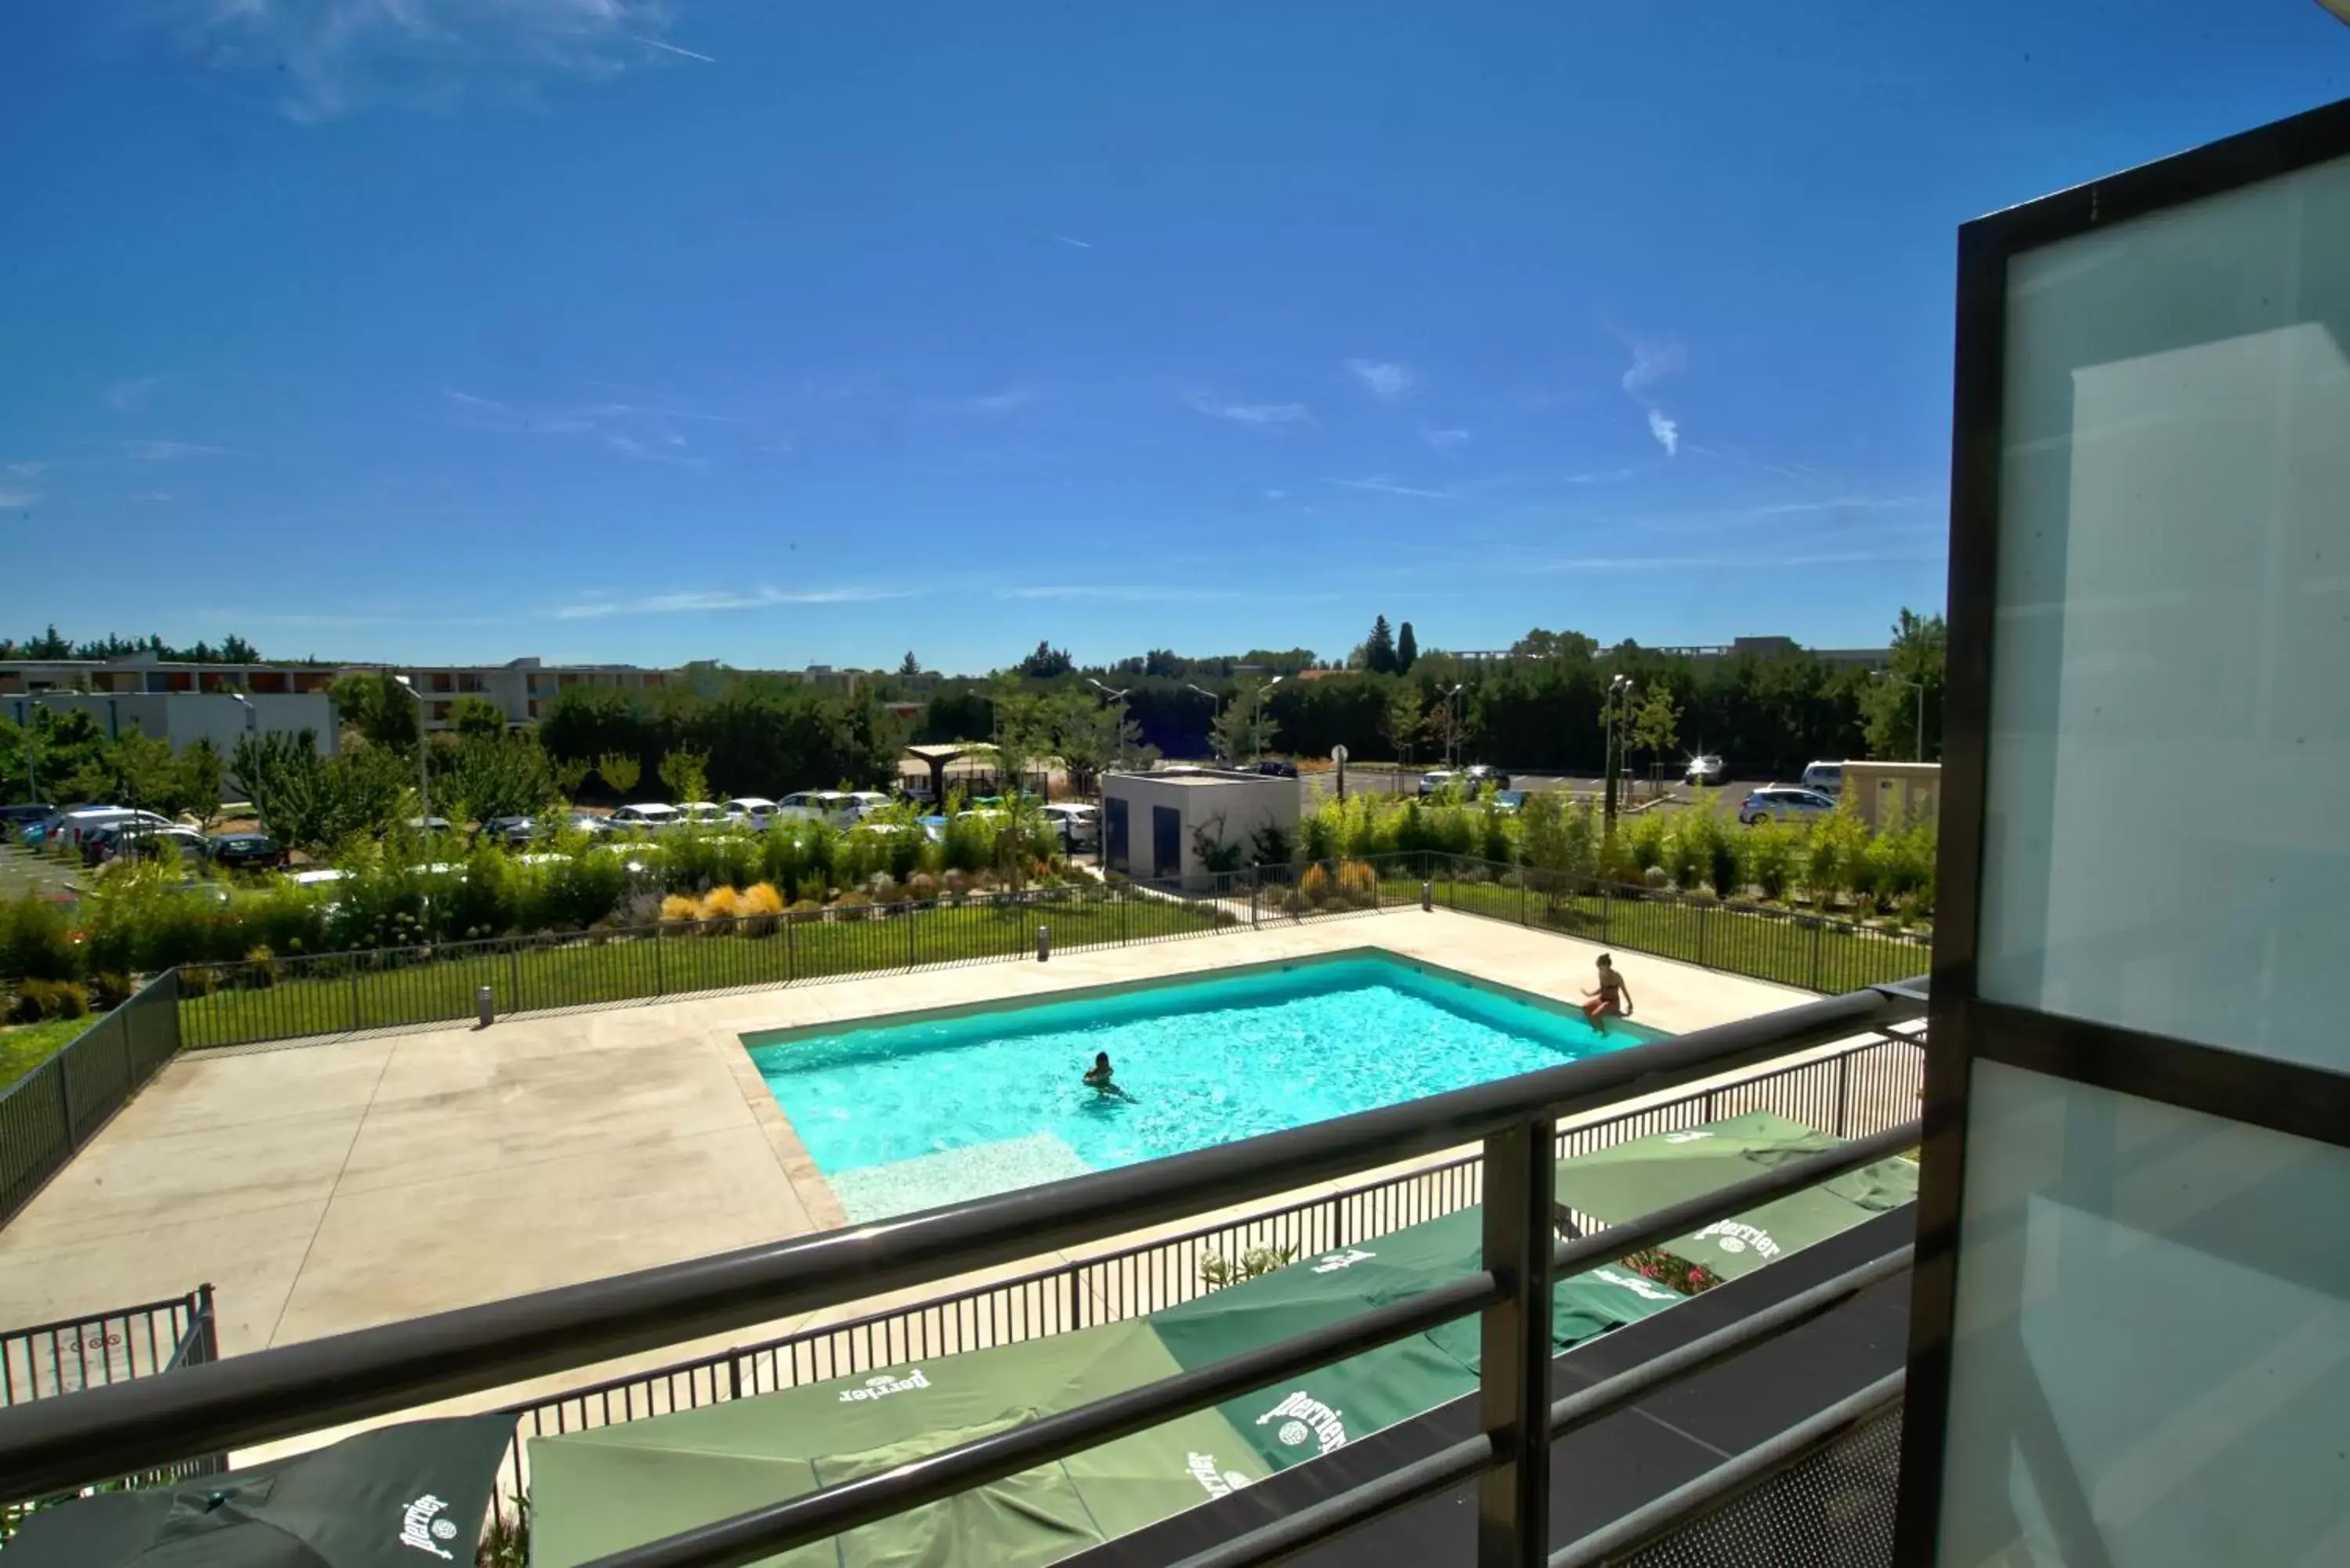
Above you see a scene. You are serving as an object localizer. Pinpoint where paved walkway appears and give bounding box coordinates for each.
[0,909,1824,1422]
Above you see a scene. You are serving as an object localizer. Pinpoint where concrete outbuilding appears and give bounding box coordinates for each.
[1102,768,1302,883]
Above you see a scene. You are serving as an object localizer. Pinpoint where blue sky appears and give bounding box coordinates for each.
[2,3,2344,674]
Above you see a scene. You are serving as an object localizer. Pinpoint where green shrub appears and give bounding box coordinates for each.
[0,895,81,981]
[1626,810,1670,874]
[91,970,138,1009]
[13,979,89,1021]
[1741,820,1797,901]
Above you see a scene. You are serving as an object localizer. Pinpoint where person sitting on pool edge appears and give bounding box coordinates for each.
[1084,1050,1137,1101]
[1581,953,1634,1030]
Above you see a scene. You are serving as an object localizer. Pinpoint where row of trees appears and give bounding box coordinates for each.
[945,610,1945,775]
[0,627,266,663]
[0,708,226,820]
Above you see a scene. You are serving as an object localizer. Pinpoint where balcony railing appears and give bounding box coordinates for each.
[0,976,1925,1566]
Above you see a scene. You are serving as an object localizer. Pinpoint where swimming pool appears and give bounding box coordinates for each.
[746,952,1661,1223]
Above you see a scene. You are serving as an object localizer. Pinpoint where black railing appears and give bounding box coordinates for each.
[0,978,1925,1568]
[0,970,181,1227]
[1419,853,1932,995]
[492,1031,1924,1503]
[0,1285,214,1409]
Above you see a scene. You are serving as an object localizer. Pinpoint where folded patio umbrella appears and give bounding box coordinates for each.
[1552,1111,1918,1281]
[1149,1208,1678,1472]
[1,1414,516,1568]
[528,1318,1272,1568]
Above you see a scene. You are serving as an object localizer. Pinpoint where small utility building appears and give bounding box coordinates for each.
[1102,768,1301,883]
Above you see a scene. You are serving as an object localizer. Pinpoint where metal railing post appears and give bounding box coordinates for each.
[786,912,797,984]
[1810,919,1824,992]
[54,1053,73,1147]
[654,932,666,997]
[510,945,522,1014]
[1835,1050,1852,1137]
[1697,900,1710,969]
[1477,1116,1554,1568]
[349,965,361,1034]
[906,909,917,970]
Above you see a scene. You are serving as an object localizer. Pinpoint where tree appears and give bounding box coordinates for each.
[1376,687,1426,777]
[656,747,710,805]
[1632,686,1682,790]
[551,756,592,801]
[595,752,642,797]
[984,680,1057,891]
[1858,608,1946,761]
[328,670,420,751]
[1365,616,1398,676]
[1016,640,1073,679]
[447,695,508,742]
[1048,690,1143,797]
[1206,681,1281,763]
[1395,622,1419,674]
[448,734,560,825]
[176,738,226,824]
[898,651,921,677]
[231,730,409,852]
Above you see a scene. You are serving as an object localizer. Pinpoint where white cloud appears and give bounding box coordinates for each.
[123,440,231,461]
[1054,235,1094,250]
[5,461,45,477]
[1186,395,1313,427]
[176,0,701,120]
[550,586,917,620]
[1620,341,1686,397]
[1619,338,1686,457]
[1263,489,1289,500]
[1327,477,1456,500]
[1524,545,1940,574]
[1418,428,1470,453]
[446,387,732,470]
[0,489,36,508]
[951,388,1038,415]
[1346,359,1414,401]
[107,375,163,413]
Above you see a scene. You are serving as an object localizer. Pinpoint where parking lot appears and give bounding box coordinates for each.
[1296,764,1779,820]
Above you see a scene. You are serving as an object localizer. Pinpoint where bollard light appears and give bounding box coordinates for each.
[475,985,494,1028]
[1421,880,1434,912]
[1037,924,1051,963]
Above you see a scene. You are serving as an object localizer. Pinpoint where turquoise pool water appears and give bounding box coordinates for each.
[746,954,1660,1222]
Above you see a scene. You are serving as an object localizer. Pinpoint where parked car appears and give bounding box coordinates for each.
[1253,759,1300,779]
[0,803,54,841]
[1738,786,1840,826]
[1684,754,1727,786]
[562,809,612,836]
[479,815,544,848]
[56,807,175,851]
[208,831,285,870]
[286,867,354,889]
[402,815,455,836]
[1489,789,1528,815]
[842,790,892,821]
[1799,761,1843,797]
[607,802,682,834]
[1417,770,1459,797]
[674,801,731,829]
[1041,802,1101,851]
[721,797,779,829]
[86,824,211,865]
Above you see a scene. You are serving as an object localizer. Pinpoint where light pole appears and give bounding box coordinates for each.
[1444,683,1465,767]
[392,675,432,835]
[1085,678,1130,870]
[1873,670,1927,761]
[1603,675,1636,834]
[1185,682,1224,761]
[1252,675,1285,764]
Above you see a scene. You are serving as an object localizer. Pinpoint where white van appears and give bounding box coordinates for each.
[1799,761,1843,797]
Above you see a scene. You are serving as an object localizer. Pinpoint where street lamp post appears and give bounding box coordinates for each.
[1252,675,1285,764]
[392,675,432,836]
[1603,675,1636,834]
[1184,682,1224,761]
[1444,683,1466,767]
[1085,678,1131,871]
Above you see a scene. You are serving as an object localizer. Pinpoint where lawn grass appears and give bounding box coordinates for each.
[178,891,1237,1049]
[1401,871,1929,994]
[0,1015,99,1093]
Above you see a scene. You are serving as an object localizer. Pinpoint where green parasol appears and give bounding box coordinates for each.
[1,1414,515,1568]
[527,1319,1270,1568]
[1553,1111,1918,1281]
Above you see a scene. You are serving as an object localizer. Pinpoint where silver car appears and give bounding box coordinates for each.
[1737,786,1839,826]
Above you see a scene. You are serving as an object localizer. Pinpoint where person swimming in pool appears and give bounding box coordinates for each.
[1083,1050,1137,1101]
[1581,953,1634,1031]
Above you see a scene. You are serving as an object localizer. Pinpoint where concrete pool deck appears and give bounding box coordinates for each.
[0,909,1846,1423]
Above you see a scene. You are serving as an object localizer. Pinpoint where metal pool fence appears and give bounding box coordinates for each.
[488,1029,1923,1501]
[0,972,182,1226]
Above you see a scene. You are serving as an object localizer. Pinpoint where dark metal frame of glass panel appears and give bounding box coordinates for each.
[1895,93,2350,1563]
